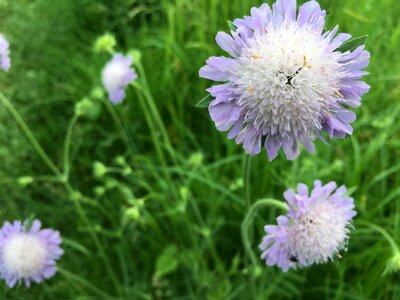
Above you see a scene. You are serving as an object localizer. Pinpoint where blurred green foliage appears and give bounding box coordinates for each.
[0,0,400,299]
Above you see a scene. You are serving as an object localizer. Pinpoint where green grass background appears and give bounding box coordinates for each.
[0,0,400,299]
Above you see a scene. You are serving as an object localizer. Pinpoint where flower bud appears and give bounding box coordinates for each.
[94,33,116,53]
[17,176,34,187]
[93,161,107,179]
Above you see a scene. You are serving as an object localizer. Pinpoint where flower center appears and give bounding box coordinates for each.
[236,23,344,138]
[3,234,47,277]
[103,61,130,90]
[288,201,349,265]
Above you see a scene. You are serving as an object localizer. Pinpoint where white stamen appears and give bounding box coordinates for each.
[3,234,47,277]
[235,22,346,140]
[102,60,131,91]
[288,200,350,264]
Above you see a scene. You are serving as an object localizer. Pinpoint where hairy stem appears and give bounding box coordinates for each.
[0,92,62,177]
[243,155,252,208]
[63,114,79,179]
[133,62,177,163]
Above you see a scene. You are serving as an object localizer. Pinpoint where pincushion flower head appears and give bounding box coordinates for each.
[0,219,64,288]
[0,34,10,71]
[199,0,370,160]
[259,180,356,271]
[102,53,137,104]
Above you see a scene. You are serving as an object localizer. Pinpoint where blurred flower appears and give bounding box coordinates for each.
[102,53,137,104]
[0,34,10,71]
[0,220,63,287]
[199,0,370,160]
[259,180,356,271]
[94,33,116,53]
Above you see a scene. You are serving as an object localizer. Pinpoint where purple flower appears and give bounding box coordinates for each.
[102,53,137,104]
[259,180,356,271]
[0,220,64,288]
[199,0,370,160]
[0,34,10,71]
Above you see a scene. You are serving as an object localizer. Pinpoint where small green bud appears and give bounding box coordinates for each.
[253,266,262,278]
[124,207,140,221]
[384,252,400,275]
[137,199,145,207]
[179,187,189,201]
[74,97,101,120]
[94,186,106,196]
[104,179,117,189]
[115,156,127,166]
[93,161,108,179]
[91,87,105,99]
[128,49,142,64]
[229,178,244,191]
[200,227,211,238]
[188,152,203,166]
[94,33,116,53]
[94,224,102,232]
[123,167,132,176]
[70,190,82,202]
[17,176,34,187]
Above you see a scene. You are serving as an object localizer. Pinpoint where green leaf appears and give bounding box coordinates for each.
[63,238,91,257]
[227,20,236,31]
[25,214,36,230]
[156,245,179,276]
[336,35,368,53]
[196,94,213,108]
[345,186,358,196]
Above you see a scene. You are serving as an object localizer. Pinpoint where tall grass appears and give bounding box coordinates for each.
[0,0,400,299]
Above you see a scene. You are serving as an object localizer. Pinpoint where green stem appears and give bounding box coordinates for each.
[357,220,400,254]
[243,155,252,208]
[241,199,288,271]
[134,88,168,167]
[102,98,135,156]
[0,92,62,177]
[133,63,177,162]
[64,182,123,297]
[59,268,115,299]
[63,114,79,179]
